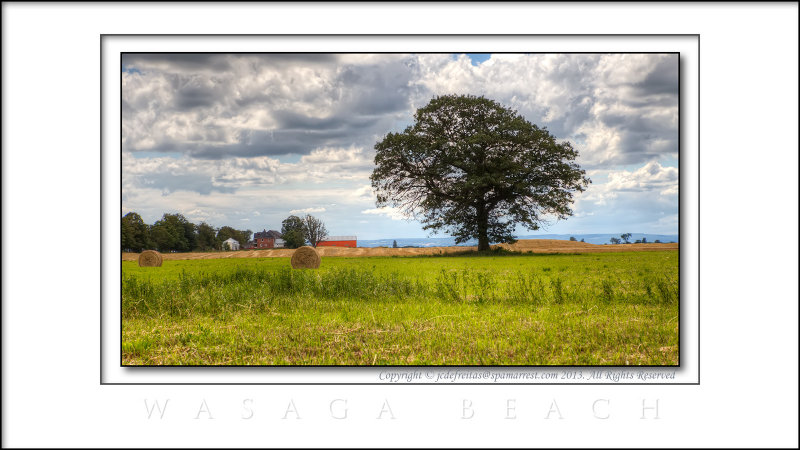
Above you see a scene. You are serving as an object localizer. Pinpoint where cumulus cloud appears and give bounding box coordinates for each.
[121,53,679,236]
[361,207,408,221]
[578,161,678,207]
[606,161,679,192]
[289,207,327,214]
[123,52,676,168]
[553,161,678,234]
[295,146,375,181]
[350,185,375,200]
[122,145,375,197]
[122,54,417,159]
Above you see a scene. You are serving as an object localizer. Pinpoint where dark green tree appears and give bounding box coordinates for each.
[371,94,590,251]
[150,213,193,252]
[281,215,307,249]
[609,237,621,245]
[121,215,136,251]
[216,226,236,245]
[238,229,252,249]
[569,236,577,241]
[121,212,151,252]
[392,240,398,248]
[620,233,632,244]
[148,222,173,251]
[182,219,197,251]
[216,226,251,250]
[195,222,218,251]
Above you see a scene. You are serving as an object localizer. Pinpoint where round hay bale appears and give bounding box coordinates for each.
[138,250,163,267]
[290,246,321,269]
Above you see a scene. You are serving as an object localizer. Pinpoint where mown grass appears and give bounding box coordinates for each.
[122,251,679,365]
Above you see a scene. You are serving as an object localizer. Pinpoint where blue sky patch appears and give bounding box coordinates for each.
[466,53,491,66]
[122,65,142,74]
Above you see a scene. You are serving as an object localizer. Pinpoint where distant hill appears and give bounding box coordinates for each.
[516,233,678,246]
[358,233,678,248]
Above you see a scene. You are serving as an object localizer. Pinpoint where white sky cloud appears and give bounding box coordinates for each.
[578,162,678,206]
[606,161,679,192]
[121,53,679,238]
[361,207,408,221]
[289,207,327,214]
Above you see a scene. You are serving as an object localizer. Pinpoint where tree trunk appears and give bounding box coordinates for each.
[478,232,490,251]
[477,205,490,251]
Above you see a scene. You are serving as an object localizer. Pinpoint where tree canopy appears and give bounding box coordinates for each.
[281,215,307,249]
[121,212,150,252]
[217,226,251,250]
[370,94,591,251]
[302,214,329,248]
[122,212,250,253]
[195,222,218,251]
[150,213,194,252]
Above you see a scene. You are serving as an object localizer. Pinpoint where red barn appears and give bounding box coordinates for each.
[317,236,357,248]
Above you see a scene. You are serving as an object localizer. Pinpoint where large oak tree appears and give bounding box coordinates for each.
[371,95,590,251]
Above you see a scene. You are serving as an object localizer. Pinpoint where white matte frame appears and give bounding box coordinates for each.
[101,35,699,385]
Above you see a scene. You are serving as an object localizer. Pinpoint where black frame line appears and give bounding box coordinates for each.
[101,34,699,385]
[119,52,680,368]
[109,46,692,373]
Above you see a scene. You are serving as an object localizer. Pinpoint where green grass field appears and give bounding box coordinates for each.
[122,250,679,365]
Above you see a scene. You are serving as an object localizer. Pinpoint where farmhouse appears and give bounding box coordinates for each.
[222,238,240,250]
[317,236,358,248]
[252,229,283,249]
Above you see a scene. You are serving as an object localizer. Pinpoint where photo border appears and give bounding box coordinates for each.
[102,34,699,385]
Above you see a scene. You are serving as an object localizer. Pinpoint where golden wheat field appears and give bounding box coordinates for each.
[121,239,678,261]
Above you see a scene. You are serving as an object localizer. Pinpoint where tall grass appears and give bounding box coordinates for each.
[123,266,425,318]
[123,254,678,318]
[122,251,679,365]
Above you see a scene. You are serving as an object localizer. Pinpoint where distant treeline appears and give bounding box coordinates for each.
[122,212,251,253]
